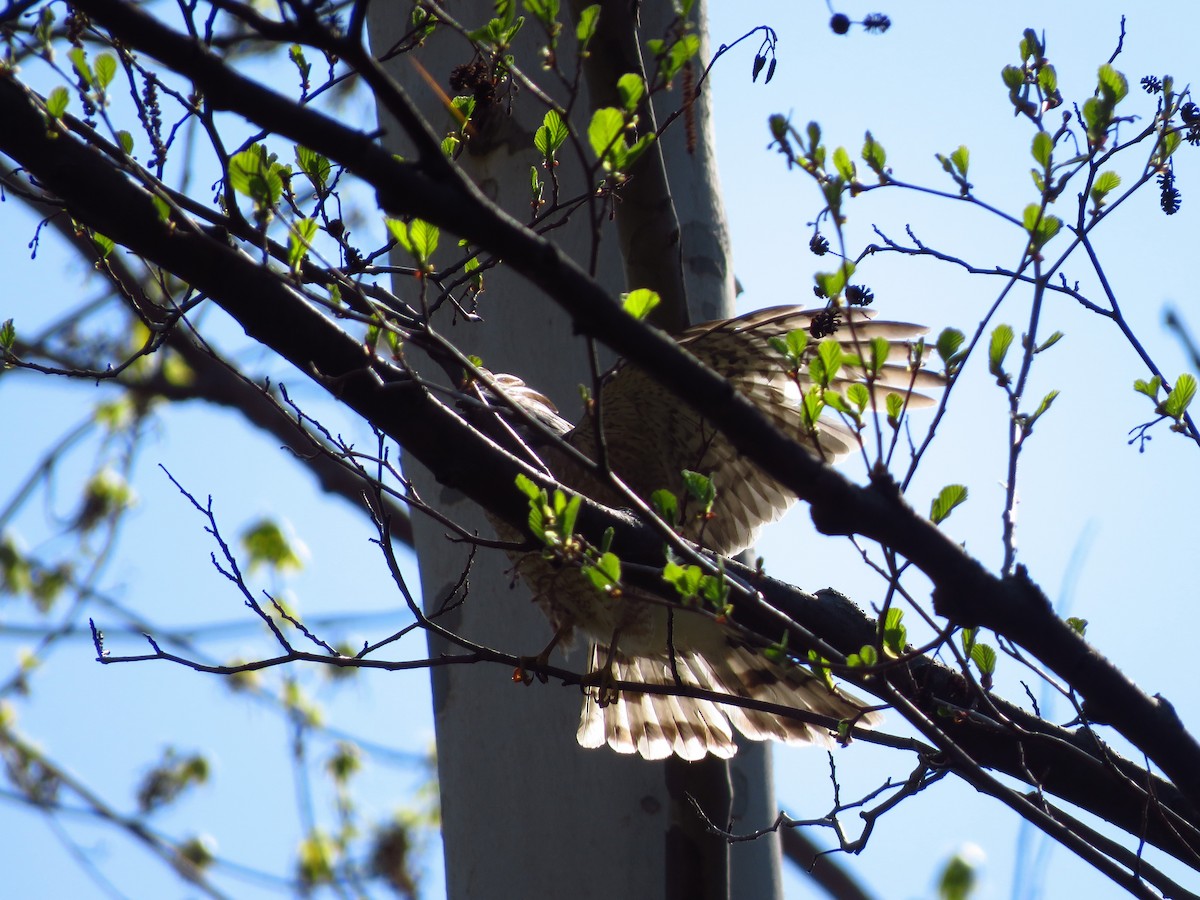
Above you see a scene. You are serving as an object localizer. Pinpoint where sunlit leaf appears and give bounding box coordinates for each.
[930,484,968,525]
[1164,373,1197,420]
[575,4,600,46]
[988,324,1014,379]
[622,287,660,320]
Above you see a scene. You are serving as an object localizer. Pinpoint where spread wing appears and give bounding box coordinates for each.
[565,305,941,555]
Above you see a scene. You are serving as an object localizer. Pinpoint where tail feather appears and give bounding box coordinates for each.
[577,643,877,760]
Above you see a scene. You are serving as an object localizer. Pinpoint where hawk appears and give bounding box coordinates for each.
[487,305,939,760]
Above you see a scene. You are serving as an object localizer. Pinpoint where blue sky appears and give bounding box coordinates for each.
[3,2,1200,898]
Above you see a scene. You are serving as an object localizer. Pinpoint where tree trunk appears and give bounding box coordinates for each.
[366,2,780,896]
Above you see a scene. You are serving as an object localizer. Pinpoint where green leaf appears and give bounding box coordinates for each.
[938,852,977,900]
[1035,331,1064,353]
[799,651,831,692]
[1092,170,1120,196]
[658,34,700,83]
[241,518,305,573]
[802,385,825,429]
[526,503,547,542]
[1038,64,1058,94]
[46,86,70,119]
[861,131,887,178]
[1032,214,1061,249]
[970,642,997,675]
[698,572,728,608]
[949,145,969,177]
[785,328,810,361]
[117,130,134,154]
[936,327,965,367]
[622,287,660,320]
[450,95,476,126]
[1066,617,1088,636]
[1082,96,1104,136]
[587,107,625,162]
[575,4,600,48]
[94,53,117,90]
[814,260,855,299]
[883,607,907,656]
[816,339,844,386]
[1158,129,1182,163]
[559,493,581,538]
[846,382,870,412]
[523,0,560,29]
[409,219,439,263]
[523,487,548,542]
[468,11,525,48]
[960,627,976,656]
[386,218,413,252]
[885,392,903,422]
[295,146,332,191]
[1001,64,1024,90]
[583,551,621,592]
[681,470,716,514]
[651,489,678,525]
[855,644,878,667]
[34,6,55,48]
[868,336,891,377]
[832,145,856,182]
[988,324,1014,379]
[621,133,655,170]
[930,484,968,525]
[806,121,822,151]
[767,114,789,145]
[1021,203,1043,233]
[822,390,852,415]
[1026,389,1059,429]
[0,318,15,353]
[663,561,703,598]
[1022,28,1044,60]
[289,44,312,83]
[1133,375,1162,399]
[534,109,569,156]
[1097,63,1128,104]
[68,47,92,86]
[297,830,335,887]
[1164,373,1197,420]
[92,232,115,260]
[616,73,645,113]
[771,328,811,368]
[288,218,318,272]
[386,218,438,266]
[228,145,284,209]
[514,473,541,501]
[1031,131,1052,168]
